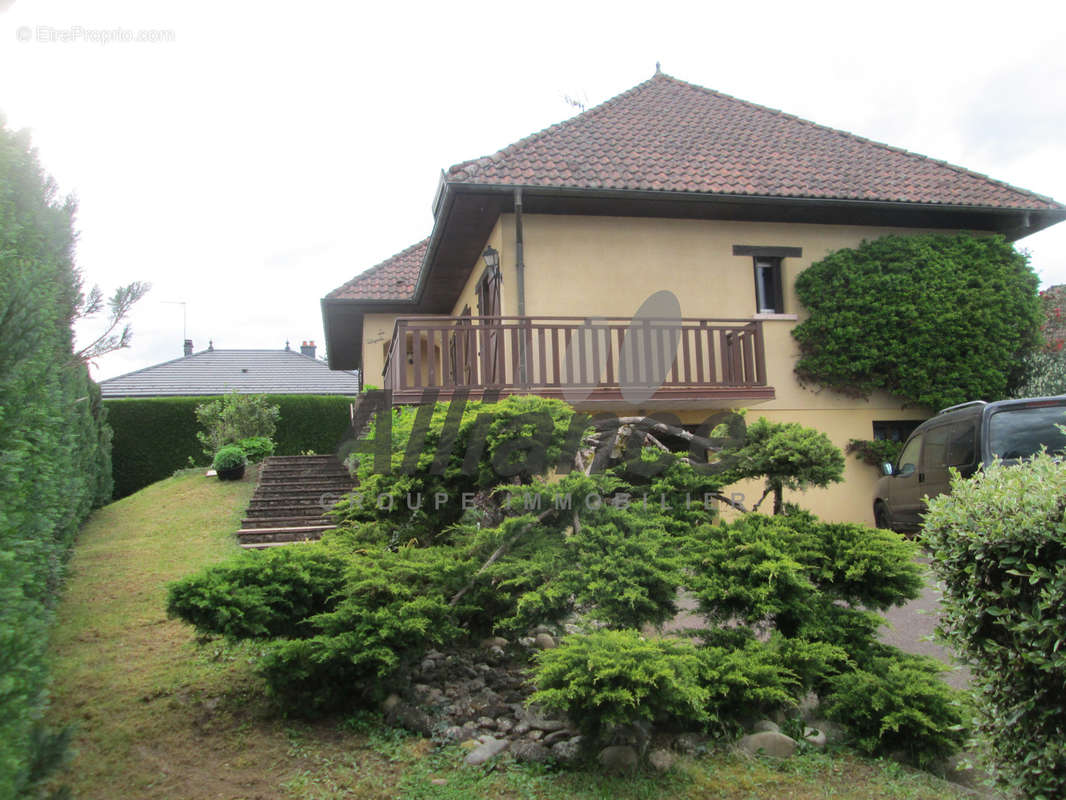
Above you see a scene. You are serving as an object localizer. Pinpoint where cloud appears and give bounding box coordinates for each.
[956,53,1066,164]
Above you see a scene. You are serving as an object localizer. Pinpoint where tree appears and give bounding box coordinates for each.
[73,280,152,363]
[730,418,845,515]
[792,233,1040,410]
[195,392,281,457]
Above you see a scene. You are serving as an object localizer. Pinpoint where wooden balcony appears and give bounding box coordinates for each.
[382,316,775,409]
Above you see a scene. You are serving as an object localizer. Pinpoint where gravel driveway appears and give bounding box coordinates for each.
[880,556,971,689]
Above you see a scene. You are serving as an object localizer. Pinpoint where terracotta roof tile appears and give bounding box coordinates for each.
[327,238,427,301]
[330,74,1062,305]
[446,73,1061,210]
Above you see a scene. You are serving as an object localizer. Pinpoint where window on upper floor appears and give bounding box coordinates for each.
[754,257,784,314]
[872,420,923,444]
[733,245,800,315]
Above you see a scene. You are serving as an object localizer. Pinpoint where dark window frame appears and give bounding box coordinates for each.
[753,256,785,314]
[872,420,924,444]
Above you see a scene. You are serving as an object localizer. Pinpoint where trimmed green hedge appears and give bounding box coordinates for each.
[106,394,355,499]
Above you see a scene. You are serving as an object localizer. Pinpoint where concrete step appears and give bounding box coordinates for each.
[263,455,340,462]
[253,483,353,494]
[241,540,320,550]
[237,527,333,545]
[243,506,330,519]
[236,522,332,535]
[240,516,334,529]
[239,455,350,549]
[258,471,350,481]
[247,499,334,509]
[237,524,335,538]
[254,494,347,504]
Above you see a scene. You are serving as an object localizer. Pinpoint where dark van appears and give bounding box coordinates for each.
[873,395,1066,532]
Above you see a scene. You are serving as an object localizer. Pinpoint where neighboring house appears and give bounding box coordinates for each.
[100,340,361,398]
[320,71,1066,524]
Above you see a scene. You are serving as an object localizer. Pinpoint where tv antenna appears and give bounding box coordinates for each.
[162,301,187,340]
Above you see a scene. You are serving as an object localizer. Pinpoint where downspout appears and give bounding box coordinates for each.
[514,188,526,315]
[514,188,528,384]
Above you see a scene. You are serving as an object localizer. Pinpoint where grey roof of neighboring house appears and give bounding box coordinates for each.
[99,348,361,398]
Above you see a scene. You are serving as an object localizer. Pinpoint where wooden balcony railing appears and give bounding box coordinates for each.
[382,316,773,406]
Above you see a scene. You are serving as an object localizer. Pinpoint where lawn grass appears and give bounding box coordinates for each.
[46,469,975,799]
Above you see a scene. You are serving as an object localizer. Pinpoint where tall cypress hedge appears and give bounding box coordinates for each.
[105,394,355,498]
[0,121,113,797]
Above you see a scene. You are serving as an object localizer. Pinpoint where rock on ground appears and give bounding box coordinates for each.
[598,745,639,774]
[648,748,676,772]
[465,737,509,765]
[511,741,553,764]
[737,731,797,758]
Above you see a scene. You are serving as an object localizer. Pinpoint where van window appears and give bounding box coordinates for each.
[897,435,922,476]
[946,422,976,466]
[923,426,951,470]
[988,404,1066,460]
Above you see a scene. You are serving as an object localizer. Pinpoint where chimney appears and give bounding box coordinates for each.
[183,339,193,357]
[300,340,316,359]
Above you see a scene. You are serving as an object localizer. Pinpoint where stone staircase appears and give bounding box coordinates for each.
[237,455,353,549]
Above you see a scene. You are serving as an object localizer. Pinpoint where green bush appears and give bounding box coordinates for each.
[336,395,577,544]
[255,547,469,712]
[167,394,952,764]
[211,445,247,471]
[106,394,354,498]
[923,452,1066,798]
[196,392,280,457]
[697,634,808,726]
[793,232,1039,409]
[1011,348,1066,398]
[846,438,903,468]
[822,650,971,767]
[166,547,347,639]
[529,630,710,741]
[237,436,275,462]
[688,513,923,638]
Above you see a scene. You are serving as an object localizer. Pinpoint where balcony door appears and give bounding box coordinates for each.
[451,306,477,385]
[476,265,503,385]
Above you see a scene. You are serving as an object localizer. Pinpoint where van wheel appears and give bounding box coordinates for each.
[874,502,890,530]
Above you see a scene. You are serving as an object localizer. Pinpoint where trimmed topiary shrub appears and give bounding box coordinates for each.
[793,232,1039,410]
[211,445,247,472]
[923,452,1066,798]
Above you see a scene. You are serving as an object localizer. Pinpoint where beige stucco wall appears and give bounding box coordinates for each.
[451,220,507,317]
[507,214,939,525]
[362,212,950,525]
[515,214,935,320]
[362,312,400,389]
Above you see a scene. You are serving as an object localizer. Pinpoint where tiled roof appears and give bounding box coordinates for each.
[446,72,1062,211]
[99,349,361,397]
[327,239,427,301]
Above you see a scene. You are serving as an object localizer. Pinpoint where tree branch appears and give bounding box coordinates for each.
[448,507,555,607]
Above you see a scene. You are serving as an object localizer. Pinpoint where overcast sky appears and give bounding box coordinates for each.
[2,0,1065,381]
